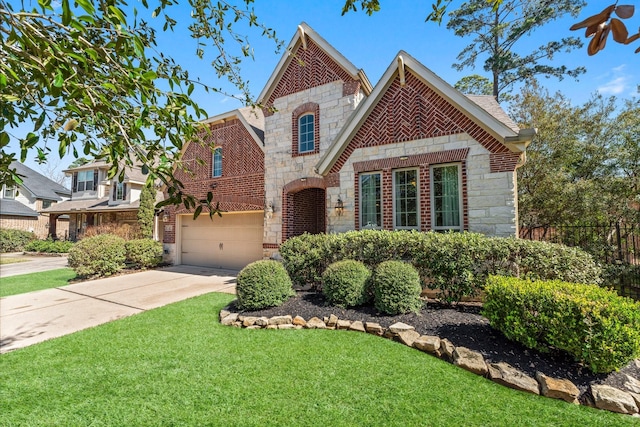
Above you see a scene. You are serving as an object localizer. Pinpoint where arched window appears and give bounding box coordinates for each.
[212,147,222,177]
[298,114,315,153]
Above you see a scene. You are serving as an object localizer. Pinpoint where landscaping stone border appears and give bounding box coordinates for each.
[220,308,640,418]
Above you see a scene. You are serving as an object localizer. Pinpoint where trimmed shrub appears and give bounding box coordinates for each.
[279,233,343,289]
[322,260,372,308]
[125,239,163,268]
[373,261,423,315]
[24,238,73,253]
[68,234,126,277]
[0,229,36,252]
[483,275,640,373]
[236,260,295,310]
[83,223,141,240]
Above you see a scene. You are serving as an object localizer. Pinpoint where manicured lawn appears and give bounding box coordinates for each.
[0,293,634,426]
[0,268,76,297]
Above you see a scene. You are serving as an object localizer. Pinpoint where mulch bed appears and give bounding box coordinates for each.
[235,291,640,402]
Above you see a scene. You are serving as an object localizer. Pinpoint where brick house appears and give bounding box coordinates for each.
[0,162,70,239]
[42,160,162,241]
[162,23,534,269]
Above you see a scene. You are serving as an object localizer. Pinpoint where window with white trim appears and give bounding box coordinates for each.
[75,170,94,192]
[393,168,419,229]
[298,114,314,153]
[114,182,126,201]
[2,185,16,199]
[431,164,462,231]
[359,172,381,229]
[212,147,222,177]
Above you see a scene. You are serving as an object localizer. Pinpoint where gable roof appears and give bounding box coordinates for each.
[200,106,265,149]
[11,161,70,201]
[257,22,373,106]
[315,51,535,175]
[0,198,40,217]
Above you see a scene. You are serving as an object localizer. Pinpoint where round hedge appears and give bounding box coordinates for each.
[373,260,423,315]
[236,260,295,310]
[68,234,126,277]
[322,259,371,308]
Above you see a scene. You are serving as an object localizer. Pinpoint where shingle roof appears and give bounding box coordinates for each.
[41,197,140,214]
[0,199,40,217]
[11,162,71,201]
[465,95,520,133]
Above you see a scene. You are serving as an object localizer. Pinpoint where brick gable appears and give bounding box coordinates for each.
[330,72,518,174]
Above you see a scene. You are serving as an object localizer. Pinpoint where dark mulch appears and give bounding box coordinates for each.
[233,292,640,402]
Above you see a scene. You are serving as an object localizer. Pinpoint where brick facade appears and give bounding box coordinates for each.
[0,215,69,240]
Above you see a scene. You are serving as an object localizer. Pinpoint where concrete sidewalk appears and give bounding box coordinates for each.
[0,253,69,278]
[0,265,237,353]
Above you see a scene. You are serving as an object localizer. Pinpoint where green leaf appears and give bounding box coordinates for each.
[75,0,95,14]
[61,0,71,26]
[34,112,47,132]
[0,73,6,88]
[85,48,98,61]
[53,73,64,88]
[142,71,157,81]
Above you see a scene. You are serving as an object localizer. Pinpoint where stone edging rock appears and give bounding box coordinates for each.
[220,309,640,418]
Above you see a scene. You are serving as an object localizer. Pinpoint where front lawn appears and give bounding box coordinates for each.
[0,268,76,297]
[0,293,633,426]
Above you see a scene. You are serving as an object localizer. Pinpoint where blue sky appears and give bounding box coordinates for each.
[8,0,640,180]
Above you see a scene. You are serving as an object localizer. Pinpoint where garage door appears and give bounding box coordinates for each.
[180,212,263,270]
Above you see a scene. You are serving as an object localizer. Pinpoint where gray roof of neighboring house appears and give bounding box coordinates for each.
[465,95,520,133]
[11,162,71,201]
[41,197,140,214]
[0,199,40,217]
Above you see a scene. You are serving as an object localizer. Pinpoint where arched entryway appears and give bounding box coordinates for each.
[282,178,327,240]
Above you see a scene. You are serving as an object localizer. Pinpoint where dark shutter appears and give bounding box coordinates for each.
[72,172,78,192]
[93,169,98,190]
[113,184,116,201]
[123,183,127,200]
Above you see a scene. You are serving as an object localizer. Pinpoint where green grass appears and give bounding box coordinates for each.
[0,293,635,426]
[0,268,76,297]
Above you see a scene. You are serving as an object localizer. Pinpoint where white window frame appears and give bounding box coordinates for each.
[359,171,382,229]
[115,182,125,201]
[2,185,16,199]
[430,163,463,232]
[76,170,94,192]
[212,147,222,178]
[393,168,419,230]
[298,113,315,154]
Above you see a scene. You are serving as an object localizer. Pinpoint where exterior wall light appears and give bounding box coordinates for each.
[265,202,274,219]
[335,197,344,216]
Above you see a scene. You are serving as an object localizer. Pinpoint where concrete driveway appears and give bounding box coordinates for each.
[0,254,69,278]
[0,265,237,353]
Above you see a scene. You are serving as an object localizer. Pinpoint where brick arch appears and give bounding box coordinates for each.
[282,177,327,241]
[292,102,320,156]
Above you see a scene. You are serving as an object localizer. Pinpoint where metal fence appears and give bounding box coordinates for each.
[520,223,640,299]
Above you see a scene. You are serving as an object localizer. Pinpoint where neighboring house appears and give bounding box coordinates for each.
[162,23,534,269]
[0,162,71,239]
[42,160,162,241]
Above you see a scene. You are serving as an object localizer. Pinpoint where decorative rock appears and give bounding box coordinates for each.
[269,315,292,326]
[389,322,415,334]
[255,317,269,327]
[591,384,639,415]
[306,317,327,329]
[327,314,338,328]
[396,329,421,347]
[414,336,441,356]
[219,310,231,321]
[440,339,455,361]
[365,322,384,335]
[242,316,259,327]
[630,392,640,409]
[323,317,329,324]
[624,374,640,394]
[266,325,278,330]
[221,313,239,326]
[349,321,366,333]
[488,362,539,395]
[278,324,297,330]
[453,347,488,376]
[246,325,262,330]
[336,320,352,330]
[536,372,580,404]
[293,316,307,327]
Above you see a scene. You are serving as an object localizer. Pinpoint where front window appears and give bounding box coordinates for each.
[2,185,16,199]
[360,172,381,229]
[115,182,125,201]
[42,200,52,209]
[393,169,419,229]
[212,147,222,177]
[298,114,314,153]
[76,170,94,192]
[431,164,462,231]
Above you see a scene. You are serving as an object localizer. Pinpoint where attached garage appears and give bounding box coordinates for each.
[179,211,264,270]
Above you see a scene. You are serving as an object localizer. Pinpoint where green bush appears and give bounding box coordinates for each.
[24,238,73,253]
[373,261,423,315]
[280,230,603,303]
[125,239,163,268]
[236,260,295,310]
[322,260,372,308]
[483,275,640,373]
[0,229,36,252]
[68,234,126,277]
